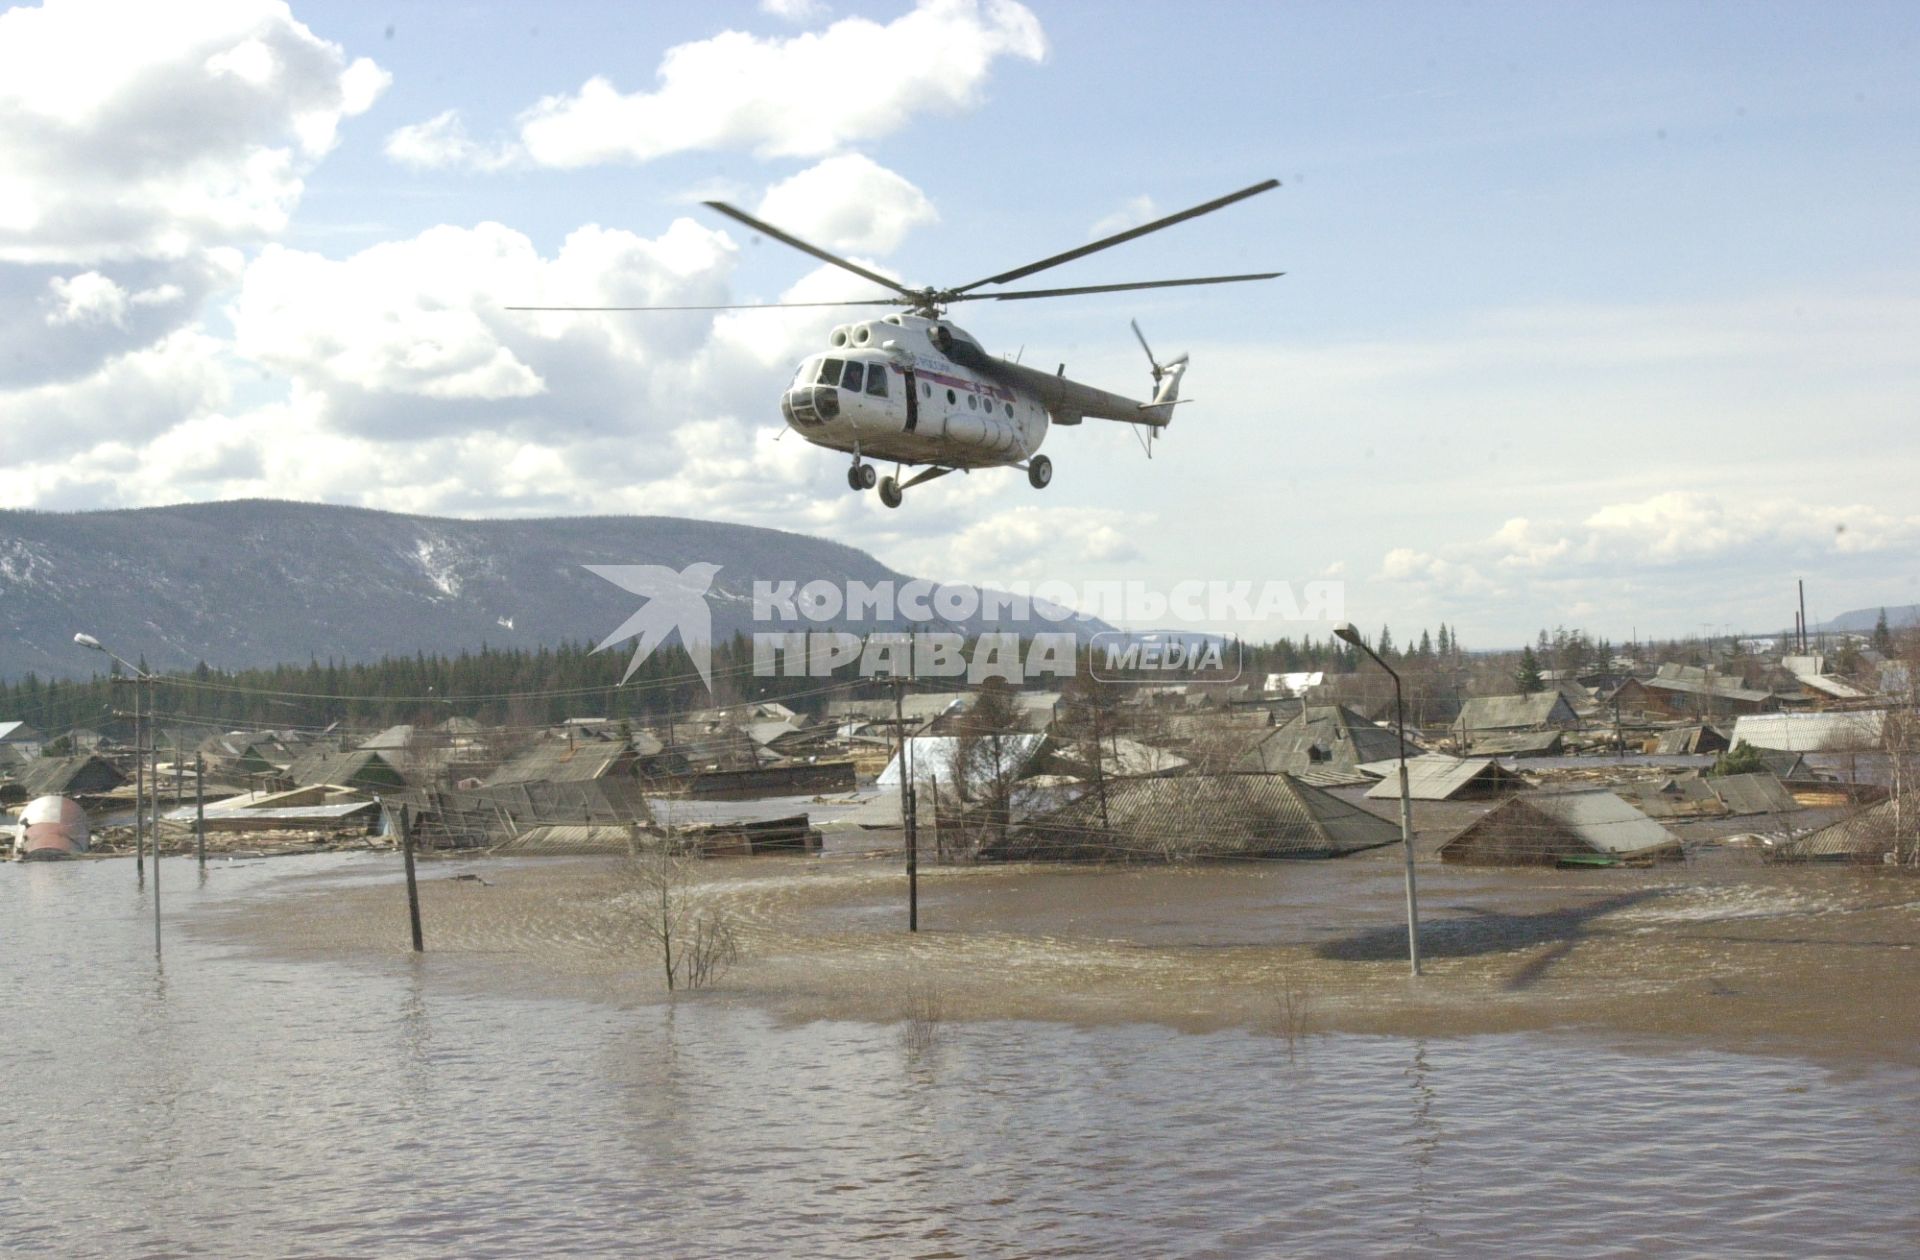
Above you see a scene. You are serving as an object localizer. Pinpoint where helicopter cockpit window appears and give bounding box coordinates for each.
[865,368,888,398]
[841,361,865,392]
[817,358,843,386]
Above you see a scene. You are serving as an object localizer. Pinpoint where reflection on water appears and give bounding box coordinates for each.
[4,855,1919,1257]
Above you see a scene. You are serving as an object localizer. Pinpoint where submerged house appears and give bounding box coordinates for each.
[1438,790,1682,867]
[988,772,1401,862]
[1363,754,1531,802]
[1770,797,1915,864]
[1232,704,1415,782]
[4,754,127,802]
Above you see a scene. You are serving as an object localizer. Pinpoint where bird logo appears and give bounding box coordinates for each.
[586,562,722,689]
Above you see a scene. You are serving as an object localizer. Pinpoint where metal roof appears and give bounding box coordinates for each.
[1707,772,1800,817]
[1365,754,1530,801]
[876,733,1048,790]
[1730,711,1886,751]
[1440,790,1678,862]
[1774,797,1912,862]
[993,772,1401,861]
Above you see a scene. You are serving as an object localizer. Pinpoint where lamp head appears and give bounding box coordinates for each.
[74,633,103,651]
[1332,622,1361,647]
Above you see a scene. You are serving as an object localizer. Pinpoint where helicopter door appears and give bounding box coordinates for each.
[903,369,919,432]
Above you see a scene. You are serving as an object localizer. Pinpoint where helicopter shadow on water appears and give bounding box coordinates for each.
[1313,891,1663,991]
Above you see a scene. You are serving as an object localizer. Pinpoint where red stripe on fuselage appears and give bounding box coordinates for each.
[896,364,1014,402]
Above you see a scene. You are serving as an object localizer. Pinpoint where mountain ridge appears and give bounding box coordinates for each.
[0,499,1101,681]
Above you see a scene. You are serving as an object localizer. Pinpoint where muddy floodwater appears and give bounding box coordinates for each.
[6,852,1920,1257]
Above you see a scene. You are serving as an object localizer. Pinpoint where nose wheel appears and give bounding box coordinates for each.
[847,461,878,492]
[1027,455,1052,489]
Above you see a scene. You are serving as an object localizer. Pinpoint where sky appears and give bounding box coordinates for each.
[2,0,1918,647]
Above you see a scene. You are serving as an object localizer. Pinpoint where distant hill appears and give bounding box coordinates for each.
[0,500,1104,680]
[1819,604,1920,634]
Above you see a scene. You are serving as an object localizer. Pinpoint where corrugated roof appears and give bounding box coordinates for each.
[1365,754,1530,801]
[876,733,1048,790]
[1441,790,1678,863]
[991,772,1400,861]
[1708,772,1800,817]
[1731,711,1886,751]
[1774,798,1912,862]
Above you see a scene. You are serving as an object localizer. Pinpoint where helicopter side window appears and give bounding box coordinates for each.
[946,388,956,405]
[817,358,844,386]
[921,383,931,399]
[1004,402,1014,418]
[841,362,865,392]
[865,367,888,398]
[966,393,977,410]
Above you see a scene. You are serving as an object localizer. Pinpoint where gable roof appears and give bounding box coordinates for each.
[1440,790,1679,864]
[1773,797,1913,862]
[1456,692,1577,731]
[11,755,126,797]
[1233,705,1413,775]
[285,748,408,791]
[1364,754,1531,801]
[992,772,1401,861]
[484,740,636,786]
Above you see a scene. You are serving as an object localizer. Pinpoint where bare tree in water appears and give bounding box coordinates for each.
[625,830,738,991]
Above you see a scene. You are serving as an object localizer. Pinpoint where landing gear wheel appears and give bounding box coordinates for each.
[848,462,877,491]
[877,476,903,509]
[1027,455,1053,490]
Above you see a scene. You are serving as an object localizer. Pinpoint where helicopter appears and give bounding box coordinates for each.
[513,179,1281,509]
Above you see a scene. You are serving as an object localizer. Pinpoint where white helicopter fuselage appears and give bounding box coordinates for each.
[780,312,1049,470]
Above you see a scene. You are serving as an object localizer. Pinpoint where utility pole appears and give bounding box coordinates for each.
[891,672,918,932]
[195,754,206,870]
[130,677,145,878]
[148,675,160,958]
[398,801,424,952]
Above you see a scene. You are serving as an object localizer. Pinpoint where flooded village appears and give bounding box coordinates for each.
[8,621,1918,1048]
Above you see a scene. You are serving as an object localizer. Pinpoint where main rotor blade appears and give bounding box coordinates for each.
[507,298,902,312]
[949,179,1280,294]
[947,272,1284,303]
[702,201,918,299]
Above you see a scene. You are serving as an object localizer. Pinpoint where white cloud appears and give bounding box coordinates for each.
[754,155,937,254]
[394,0,1044,171]
[47,272,131,328]
[1088,195,1157,239]
[0,329,230,467]
[384,109,519,173]
[922,506,1144,584]
[759,0,830,22]
[0,0,388,265]
[1375,491,1920,637]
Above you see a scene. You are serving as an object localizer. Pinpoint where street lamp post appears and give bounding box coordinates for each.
[1333,622,1422,976]
[75,633,161,957]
